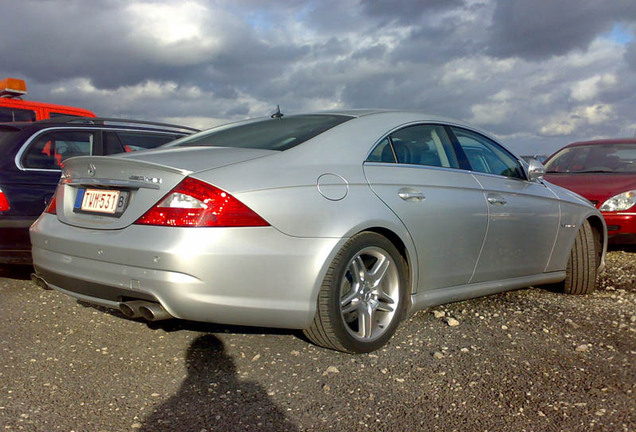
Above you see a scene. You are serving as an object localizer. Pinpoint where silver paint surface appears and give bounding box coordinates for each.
[30,111,607,329]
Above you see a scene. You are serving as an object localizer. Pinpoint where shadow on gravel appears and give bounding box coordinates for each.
[140,334,298,432]
[0,264,33,281]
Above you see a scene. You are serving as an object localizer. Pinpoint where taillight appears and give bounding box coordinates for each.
[44,194,57,214]
[0,189,9,212]
[134,177,269,227]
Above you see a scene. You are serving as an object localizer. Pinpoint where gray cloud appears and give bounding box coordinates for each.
[487,0,636,60]
[1,0,635,154]
[626,40,636,70]
[361,0,466,24]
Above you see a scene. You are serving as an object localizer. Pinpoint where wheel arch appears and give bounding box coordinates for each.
[303,228,415,352]
[585,214,607,272]
[354,226,417,297]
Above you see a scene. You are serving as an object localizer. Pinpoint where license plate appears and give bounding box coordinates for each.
[74,188,129,216]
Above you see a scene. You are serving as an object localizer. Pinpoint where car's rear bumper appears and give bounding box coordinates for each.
[30,213,342,329]
[0,216,36,264]
[603,212,636,244]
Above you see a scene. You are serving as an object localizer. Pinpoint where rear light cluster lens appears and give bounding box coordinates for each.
[134,177,269,227]
[44,194,57,215]
[0,188,9,212]
[44,181,68,215]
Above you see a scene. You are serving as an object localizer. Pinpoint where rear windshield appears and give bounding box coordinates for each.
[545,143,636,173]
[169,114,351,151]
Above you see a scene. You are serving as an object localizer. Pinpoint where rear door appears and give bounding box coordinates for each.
[364,124,488,291]
[448,126,560,282]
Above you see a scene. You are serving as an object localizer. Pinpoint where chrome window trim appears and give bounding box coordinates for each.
[14,126,180,172]
[363,160,476,176]
[465,167,537,184]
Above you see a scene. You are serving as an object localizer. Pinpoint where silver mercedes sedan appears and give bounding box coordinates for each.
[30,110,606,353]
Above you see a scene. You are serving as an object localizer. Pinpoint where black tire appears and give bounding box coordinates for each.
[560,220,600,295]
[303,232,408,353]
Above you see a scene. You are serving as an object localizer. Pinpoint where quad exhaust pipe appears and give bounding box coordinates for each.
[119,300,172,322]
[30,273,171,322]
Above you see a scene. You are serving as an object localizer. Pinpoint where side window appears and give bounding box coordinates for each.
[451,127,524,179]
[388,124,458,168]
[0,107,36,122]
[22,131,94,169]
[366,138,396,163]
[115,132,178,152]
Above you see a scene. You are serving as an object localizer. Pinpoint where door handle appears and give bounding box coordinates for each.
[487,194,507,205]
[398,188,425,202]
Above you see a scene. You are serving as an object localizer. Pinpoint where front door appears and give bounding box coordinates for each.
[448,126,560,282]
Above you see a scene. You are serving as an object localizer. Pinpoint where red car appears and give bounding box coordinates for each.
[543,138,636,244]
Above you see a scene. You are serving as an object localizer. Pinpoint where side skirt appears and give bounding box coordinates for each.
[408,271,566,315]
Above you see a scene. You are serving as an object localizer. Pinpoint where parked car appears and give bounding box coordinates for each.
[30,110,606,353]
[0,117,199,264]
[543,139,636,244]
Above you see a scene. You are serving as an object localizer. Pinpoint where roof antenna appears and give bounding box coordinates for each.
[271,105,284,119]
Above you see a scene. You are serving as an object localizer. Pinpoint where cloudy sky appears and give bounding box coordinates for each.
[2,0,635,154]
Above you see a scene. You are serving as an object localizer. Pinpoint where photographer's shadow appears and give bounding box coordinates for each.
[140,334,298,432]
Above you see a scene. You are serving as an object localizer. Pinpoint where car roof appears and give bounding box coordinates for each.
[295,109,462,123]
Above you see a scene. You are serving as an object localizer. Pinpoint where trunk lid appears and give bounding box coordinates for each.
[117,146,277,173]
[55,147,276,230]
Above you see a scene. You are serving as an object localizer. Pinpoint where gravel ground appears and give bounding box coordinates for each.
[0,248,634,432]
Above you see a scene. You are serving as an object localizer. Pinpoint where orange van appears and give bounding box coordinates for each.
[0,77,95,122]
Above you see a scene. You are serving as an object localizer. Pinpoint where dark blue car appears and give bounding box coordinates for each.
[0,117,198,264]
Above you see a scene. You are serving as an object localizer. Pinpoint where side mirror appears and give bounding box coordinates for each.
[526,159,545,182]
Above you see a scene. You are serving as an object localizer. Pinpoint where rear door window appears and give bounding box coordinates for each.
[22,130,95,169]
[366,124,459,168]
[366,138,396,163]
[389,124,458,168]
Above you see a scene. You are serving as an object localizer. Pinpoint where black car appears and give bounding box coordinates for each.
[0,117,199,264]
